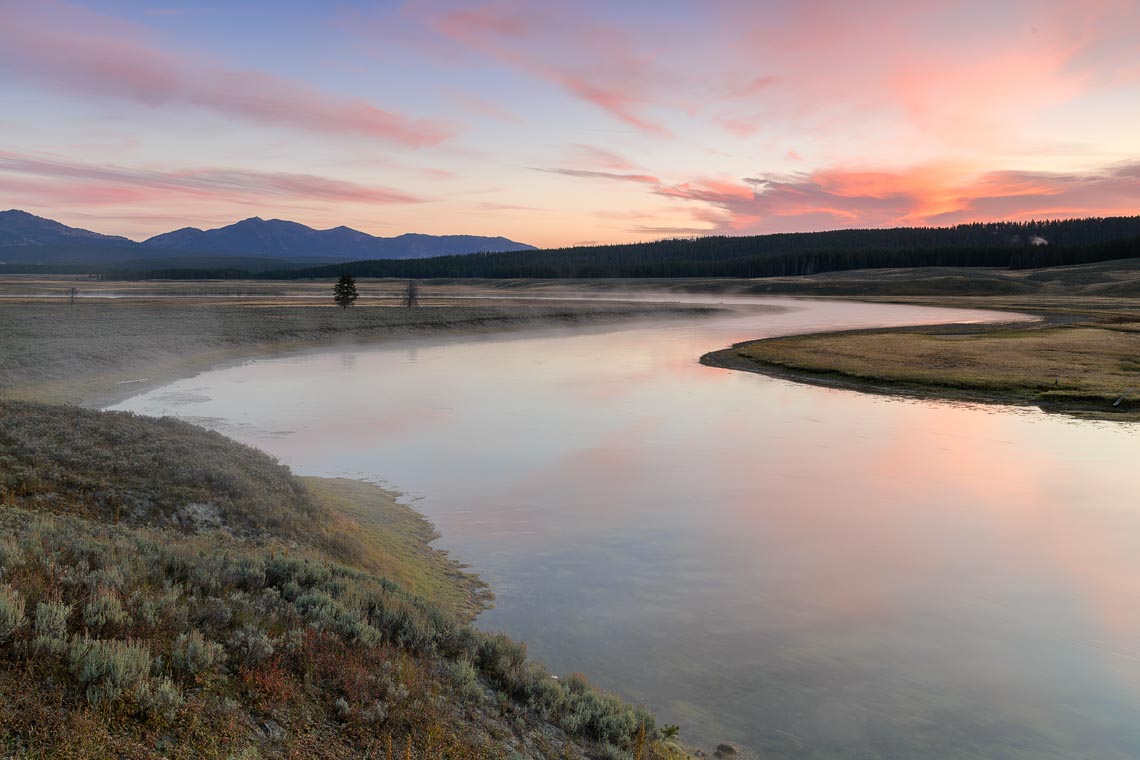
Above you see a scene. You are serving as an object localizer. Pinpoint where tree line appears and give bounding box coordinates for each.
[101,216,1140,281]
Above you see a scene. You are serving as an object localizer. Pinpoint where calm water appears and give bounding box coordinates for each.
[112,298,1140,759]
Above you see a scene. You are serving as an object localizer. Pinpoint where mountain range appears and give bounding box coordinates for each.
[0,210,536,266]
[0,209,135,249]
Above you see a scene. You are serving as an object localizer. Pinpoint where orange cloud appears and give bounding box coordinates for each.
[654,162,1140,235]
[658,178,754,202]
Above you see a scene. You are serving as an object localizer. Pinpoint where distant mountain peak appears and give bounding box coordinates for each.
[0,210,133,248]
[140,215,536,260]
[0,209,537,263]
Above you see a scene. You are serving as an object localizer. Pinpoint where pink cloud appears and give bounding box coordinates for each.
[721,0,1140,153]
[714,116,761,139]
[557,75,667,135]
[566,144,639,171]
[476,202,540,212]
[407,0,1140,152]
[0,1,456,147]
[417,2,672,135]
[445,89,521,122]
[536,168,659,185]
[0,151,427,207]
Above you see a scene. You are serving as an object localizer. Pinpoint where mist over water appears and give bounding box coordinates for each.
[112,298,1140,758]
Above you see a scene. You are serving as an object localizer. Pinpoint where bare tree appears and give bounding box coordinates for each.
[402,279,420,308]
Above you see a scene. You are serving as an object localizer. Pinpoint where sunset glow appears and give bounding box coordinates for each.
[1,0,1138,246]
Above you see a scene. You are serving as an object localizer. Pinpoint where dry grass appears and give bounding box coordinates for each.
[725,320,1140,418]
[0,297,716,406]
[301,478,489,621]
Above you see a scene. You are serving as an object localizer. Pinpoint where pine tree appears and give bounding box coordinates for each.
[333,273,358,309]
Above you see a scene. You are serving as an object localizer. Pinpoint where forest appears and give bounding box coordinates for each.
[97,216,1140,281]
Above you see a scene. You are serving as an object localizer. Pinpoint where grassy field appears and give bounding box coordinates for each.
[14,254,1140,300]
[0,291,718,406]
[705,299,1140,420]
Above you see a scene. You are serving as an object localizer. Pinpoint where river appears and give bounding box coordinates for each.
[111,297,1140,759]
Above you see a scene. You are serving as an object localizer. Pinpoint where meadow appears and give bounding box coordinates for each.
[0,285,717,406]
[704,296,1140,420]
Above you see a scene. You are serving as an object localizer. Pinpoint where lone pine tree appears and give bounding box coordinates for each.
[333,273,358,309]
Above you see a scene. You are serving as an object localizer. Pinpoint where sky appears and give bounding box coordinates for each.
[1,0,1139,247]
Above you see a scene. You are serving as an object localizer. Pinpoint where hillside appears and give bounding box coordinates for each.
[0,400,684,758]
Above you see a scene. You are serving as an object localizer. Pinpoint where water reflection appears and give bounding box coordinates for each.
[112,298,1140,758]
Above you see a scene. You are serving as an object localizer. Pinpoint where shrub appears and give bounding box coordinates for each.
[171,629,226,677]
[137,585,184,629]
[599,742,632,760]
[295,592,382,647]
[521,664,564,717]
[334,696,352,722]
[361,700,388,724]
[26,634,68,658]
[135,676,184,721]
[0,538,24,574]
[192,597,233,629]
[83,566,126,595]
[0,585,26,641]
[228,624,275,667]
[34,601,71,638]
[68,636,151,705]
[476,633,528,690]
[446,658,483,703]
[83,591,130,634]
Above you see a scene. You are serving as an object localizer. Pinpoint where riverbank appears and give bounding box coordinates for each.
[0,399,688,758]
[0,297,722,406]
[0,293,714,758]
[702,297,1140,421]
